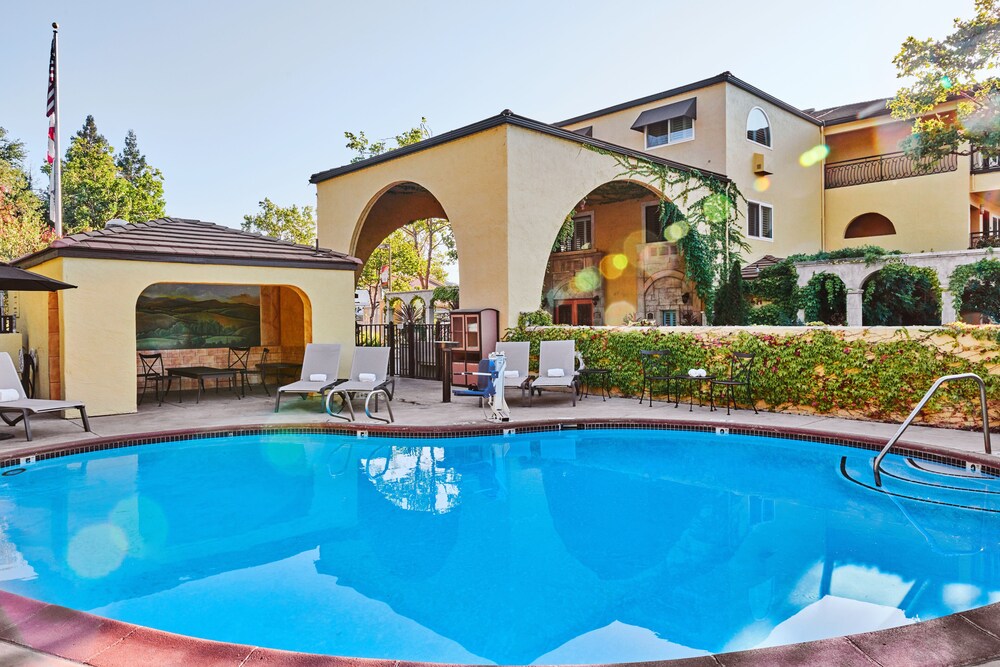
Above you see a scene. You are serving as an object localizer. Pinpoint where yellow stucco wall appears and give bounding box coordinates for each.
[560,83,729,175]
[724,86,824,260]
[16,256,356,417]
[823,158,972,252]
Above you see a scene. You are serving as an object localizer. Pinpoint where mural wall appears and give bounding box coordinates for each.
[136,284,261,350]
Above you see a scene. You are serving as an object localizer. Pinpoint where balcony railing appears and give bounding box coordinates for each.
[970,230,1000,249]
[825,151,958,189]
[972,149,1000,174]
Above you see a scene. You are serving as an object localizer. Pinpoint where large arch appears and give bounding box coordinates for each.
[315,120,719,328]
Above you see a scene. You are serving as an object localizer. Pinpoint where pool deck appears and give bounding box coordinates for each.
[1,379,999,667]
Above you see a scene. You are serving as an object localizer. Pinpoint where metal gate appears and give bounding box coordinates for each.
[355,322,450,380]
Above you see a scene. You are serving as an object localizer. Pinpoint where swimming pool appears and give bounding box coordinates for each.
[0,427,998,664]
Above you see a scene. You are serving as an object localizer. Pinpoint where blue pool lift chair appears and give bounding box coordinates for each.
[453,358,497,407]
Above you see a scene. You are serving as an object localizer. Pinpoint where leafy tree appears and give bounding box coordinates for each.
[242,198,316,245]
[59,116,165,232]
[863,260,942,325]
[432,284,459,309]
[0,127,53,259]
[345,118,457,289]
[712,261,748,325]
[949,258,1000,321]
[357,231,422,323]
[115,129,165,223]
[889,0,1000,161]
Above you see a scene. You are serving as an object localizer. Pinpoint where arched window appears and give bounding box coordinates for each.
[746,107,771,147]
[845,212,896,238]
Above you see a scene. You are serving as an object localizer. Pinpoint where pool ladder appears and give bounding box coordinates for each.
[873,373,992,487]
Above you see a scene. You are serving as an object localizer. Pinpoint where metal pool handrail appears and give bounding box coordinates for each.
[873,373,992,487]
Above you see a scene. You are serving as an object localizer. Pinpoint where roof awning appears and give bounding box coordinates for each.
[630,98,697,132]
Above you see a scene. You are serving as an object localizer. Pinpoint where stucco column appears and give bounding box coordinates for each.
[940,289,956,324]
[797,309,806,324]
[846,289,863,327]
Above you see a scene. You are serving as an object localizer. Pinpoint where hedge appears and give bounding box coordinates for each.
[503,325,1000,426]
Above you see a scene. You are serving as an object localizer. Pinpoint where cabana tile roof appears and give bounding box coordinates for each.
[15,218,361,271]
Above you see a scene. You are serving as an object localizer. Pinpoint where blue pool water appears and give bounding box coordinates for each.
[1,429,999,664]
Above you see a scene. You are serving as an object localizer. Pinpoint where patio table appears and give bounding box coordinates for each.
[673,374,716,412]
[163,366,242,405]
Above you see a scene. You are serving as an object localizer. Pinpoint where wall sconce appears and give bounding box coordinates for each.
[578,198,587,210]
[592,295,600,306]
[681,292,690,305]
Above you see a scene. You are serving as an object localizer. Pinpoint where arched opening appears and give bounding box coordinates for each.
[802,273,847,325]
[353,182,457,325]
[861,263,941,325]
[541,180,699,326]
[845,212,896,239]
[135,282,310,399]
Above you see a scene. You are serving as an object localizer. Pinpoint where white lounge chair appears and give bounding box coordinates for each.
[530,340,579,406]
[324,347,394,423]
[0,352,91,441]
[496,341,532,404]
[273,343,342,412]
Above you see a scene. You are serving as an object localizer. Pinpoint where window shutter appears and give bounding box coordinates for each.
[748,203,760,237]
[762,206,773,239]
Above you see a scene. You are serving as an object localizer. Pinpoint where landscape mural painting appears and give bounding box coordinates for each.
[136,284,261,350]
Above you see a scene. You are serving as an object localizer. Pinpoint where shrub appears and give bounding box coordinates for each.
[517,309,553,328]
[748,303,796,325]
[712,261,747,325]
[949,258,1000,322]
[802,273,847,325]
[862,260,941,325]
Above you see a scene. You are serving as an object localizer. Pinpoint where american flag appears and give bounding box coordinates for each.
[46,32,56,164]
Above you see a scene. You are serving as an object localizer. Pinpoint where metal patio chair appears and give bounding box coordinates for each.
[137,352,166,406]
[710,352,759,416]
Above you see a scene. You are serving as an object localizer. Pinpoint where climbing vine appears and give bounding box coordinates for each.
[948,258,1000,322]
[504,325,1000,424]
[862,260,942,325]
[586,147,749,315]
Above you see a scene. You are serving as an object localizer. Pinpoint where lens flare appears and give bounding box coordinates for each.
[663,221,689,242]
[940,75,953,90]
[572,267,601,292]
[67,524,129,578]
[604,300,634,325]
[702,194,730,223]
[599,254,628,280]
[110,496,170,555]
[753,176,771,192]
[799,145,830,167]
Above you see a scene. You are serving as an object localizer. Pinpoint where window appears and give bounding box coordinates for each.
[646,116,694,148]
[643,203,662,243]
[555,300,593,326]
[747,202,773,240]
[746,108,771,147]
[660,310,678,326]
[559,213,593,252]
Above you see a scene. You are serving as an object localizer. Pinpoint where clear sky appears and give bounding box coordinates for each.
[3,0,969,229]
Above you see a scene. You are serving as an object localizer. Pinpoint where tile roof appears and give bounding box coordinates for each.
[15,218,361,271]
[803,98,892,125]
[742,254,784,280]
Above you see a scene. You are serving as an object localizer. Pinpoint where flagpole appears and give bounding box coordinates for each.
[51,22,62,237]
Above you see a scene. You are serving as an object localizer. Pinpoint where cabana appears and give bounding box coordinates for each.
[12,218,360,416]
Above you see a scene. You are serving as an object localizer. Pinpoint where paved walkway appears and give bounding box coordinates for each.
[0,377,992,458]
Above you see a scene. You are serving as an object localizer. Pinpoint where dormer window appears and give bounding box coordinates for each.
[746,107,771,147]
[631,98,697,149]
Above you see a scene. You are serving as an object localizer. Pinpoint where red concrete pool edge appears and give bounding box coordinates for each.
[4,418,1000,667]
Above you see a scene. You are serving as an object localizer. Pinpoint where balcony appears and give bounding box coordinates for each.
[970,230,1000,249]
[972,149,1000,174]
[825,151,958,189]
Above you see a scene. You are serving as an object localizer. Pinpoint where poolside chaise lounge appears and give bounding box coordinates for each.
[496,341,533,404]
[530,340,579,407]
[273,343,341,412]
[324,347,394,422]
[0,352,91,441]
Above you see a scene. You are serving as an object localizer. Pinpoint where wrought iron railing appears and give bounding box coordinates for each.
[970,230,1000,249]
[0,315,14,334]
[355,322,450,380]
[825,151,958,189]
[972,149,1000,174]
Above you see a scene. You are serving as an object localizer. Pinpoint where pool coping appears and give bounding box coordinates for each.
[3,418,1000,667]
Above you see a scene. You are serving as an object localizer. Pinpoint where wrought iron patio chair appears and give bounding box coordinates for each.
[227,346,251,395]
[137,352,166,406]
[638,350,674,407]
[710,352,758,416]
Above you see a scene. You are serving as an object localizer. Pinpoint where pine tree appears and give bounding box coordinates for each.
[116,130,148,182]
[115,130,165,223]
[712,261,748,325]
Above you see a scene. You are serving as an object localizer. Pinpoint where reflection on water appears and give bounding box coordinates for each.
[0,431,999,664]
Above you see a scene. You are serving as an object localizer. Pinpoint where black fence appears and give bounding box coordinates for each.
[825,151,957,189]
[356,322,451,380]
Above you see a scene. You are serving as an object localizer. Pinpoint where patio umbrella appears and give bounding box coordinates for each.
[0,262,76,292]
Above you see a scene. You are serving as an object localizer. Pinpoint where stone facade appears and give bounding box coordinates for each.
[544,249,605,324]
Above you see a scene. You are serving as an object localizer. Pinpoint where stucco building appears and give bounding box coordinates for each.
[312,72,998,329]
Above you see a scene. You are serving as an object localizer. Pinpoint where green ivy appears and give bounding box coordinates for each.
[504,326,1000,423]
[948,258,1000,321]
[517,309,553,328]
[802,273,847,325]
[863,260,942,325]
